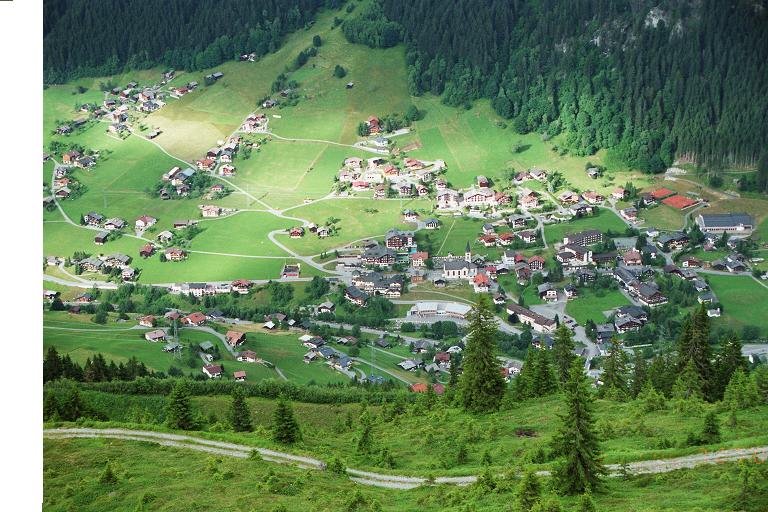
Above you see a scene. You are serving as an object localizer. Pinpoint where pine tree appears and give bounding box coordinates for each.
[629,350,648,398]
[599,338,628,400]
[551,359,604,495]
[513,468,541,512]
[272,397,301,444]
[552,324,575,384]
[228,386,253,432]
[700,410,721,444]
[672,360,704,401]
[356,410,373,454]
[532,348,558,397]
[677,305,714,400]
[513,348,537,400]
[723,369,760,411]
[44,346,63,383]
[58,381,86,421]
[576,491,597,512]
[458,295,505,413]
[166,380,195,430]
[714,334,747,399]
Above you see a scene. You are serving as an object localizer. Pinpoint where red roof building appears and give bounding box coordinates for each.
[662,195,699,209]
[650,188,675,200]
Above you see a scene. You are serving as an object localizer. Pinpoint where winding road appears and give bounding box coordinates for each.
[43,427,768,490]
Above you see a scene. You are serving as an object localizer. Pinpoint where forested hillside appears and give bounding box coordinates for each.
[43,0,336,82]
[372,0,768,171]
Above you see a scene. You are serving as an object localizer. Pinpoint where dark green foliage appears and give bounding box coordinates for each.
[333,64,347,78]
[382,0,768,168]
[513,468,541,512]
[552,325,575,384]
[166,380,195,430]
[306,276,330,299]
[312,34,322,47]
[714,334,748,400]
[356,410,373,454]
[599,338,629,400]
[514,347,557,401]
[228,386,253,432]
[272,397,301,444]
[98,462,118,485]
[342,1,402,48]
[700,410,721,444]
[458,295,506,413]
[44,0,326,82]
[551,360,604,495]
[723,369,760,411]
[676,306,715,401]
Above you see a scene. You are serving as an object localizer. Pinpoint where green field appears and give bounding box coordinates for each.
[565,289,632,326]
[706,274,768,335]
[543,209,628,244]
[278,198,431,255]
[638,204,686,231]
[189,211,295,256]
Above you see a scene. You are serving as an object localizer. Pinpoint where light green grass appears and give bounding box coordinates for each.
[543,209,628,244]
[706,274,768,335]
[189,212,295,256]
[565,289,632,326]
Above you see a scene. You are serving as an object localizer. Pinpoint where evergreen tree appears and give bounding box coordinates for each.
[166,380,195,430]
[272,397,301,444]
[532,349,558,397]
[57,381,86,421]
[599,338,628,400]
[677,305,714,400]
[576,492,597,512]
[552,324,575,384]
[700,410,721,444]
[723,369,760,411]
[356,410,374,454]
[551,360,604,495]
[44,346,63,383]
[228,386,253,432]
[672,360,704,401]
[458,295,505,413]
[714,334,747,399]
[513,468,541,512]
[513,348,537,400]
[629,350,648,398]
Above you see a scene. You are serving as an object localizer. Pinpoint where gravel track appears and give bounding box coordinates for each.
[44,428,768,490]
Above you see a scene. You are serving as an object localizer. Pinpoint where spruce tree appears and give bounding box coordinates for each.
[272,397,301,444]
[356,410,373,454]
[629,349,648,398]
[723,369,760,411]
[715,334,747,399]
[532,348,558,397]
[44,346,63,383]
[58,381,86,421]
[552,324,576,384]
[458,295,505,413]
[513,348,537,400]
[576,492,597,512]
[228,386,253,432]
[677,305,714,400]
[700,410,721,444]
[166,380,195,430]
[513,468,541,512]
[599,337,628,400]
[551,359,604,495]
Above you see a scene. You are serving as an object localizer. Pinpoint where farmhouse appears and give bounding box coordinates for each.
[104,218,125,230]
[237,350,259,363]
[696,213,754,234]
[225,331,246,347]
[203,364,223,379]
[135,215,157,230]
[282,264,301,278]
[410,251,429,267]
[139,316,156,328]
[231,279,253,294]
[94,231,109,245]
[620,207,638,221]
[144,329,166,342]
[344,286,369,307]
[139,244,155,258]
[182,312,207,326]
[164,248,187,261]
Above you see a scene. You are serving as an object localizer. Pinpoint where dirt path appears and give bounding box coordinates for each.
[43,428,768,490]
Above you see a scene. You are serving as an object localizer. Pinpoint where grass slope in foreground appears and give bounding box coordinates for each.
[43,436,768,512]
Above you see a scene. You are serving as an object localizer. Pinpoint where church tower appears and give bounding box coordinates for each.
[464,241,472,262]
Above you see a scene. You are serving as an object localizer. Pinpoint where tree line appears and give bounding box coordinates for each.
[43,0,338,83]
[361,0,768,171]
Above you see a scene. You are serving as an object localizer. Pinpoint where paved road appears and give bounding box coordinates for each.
[43,428,768,490]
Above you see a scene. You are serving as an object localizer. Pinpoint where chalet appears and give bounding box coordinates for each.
[144,329,166,342]
[696,213,754,234]
[231,279,253,294]
[366,116,381,134]
[657,232,689,250]
[615,305,648,323]
[302,337,326,350]
[398,359,422,372]
[203,364,223,379]
[317,301,335,314]
[681,256,702,268]
[351,271,403,298]
[517,230,537,244]
[591,251,617,267]
[344,286,369,307]
[424,218,440,229]
[196,157,216,171]
[587,167,601,179]
[362,244,396,267]
[316,226,330,238]
[538,283,558,302]
[529,169,547,181]
[139,316,155,328]
[519,192,539,209]
[556,244,592,268]
[473,272,491,292]
[403,209,418,222]
[507,303,557,333]
[612,188,627,200]
[385,229,415,250]
[62,150,81,164]
[564,284,578,299]
[84,212,104,226]
[135,215,157,230]
[79,257,103,273]
[139,243,155,258]
[582,191,604,204]
[632,282,668,307]
[479,234,498,247]
[157,230,174,244]
[595,323,615,343]
[620,207,638,222]
[225,331,246,347]
[528,255,545,270]
[182,312,207,326]
[570,202,594,217]
[289,226,305,239]
[558,191,581,204]
[622,250,642,266]
[94,231,109,245]
[232,370,247,382]
[164,248,187,261]
[437,189,462,209]
[462,187,496,207]
[200,205,222,218]
[104,254,131,267]
[237,350,259,363]
[435,179,447,191]
[498,232,515,246]
[219,164,236,176]
[104,218,126,230]
[410,252,429,267]
[563,229,602,246]
[615,316,643,333]
[282,264,301,278]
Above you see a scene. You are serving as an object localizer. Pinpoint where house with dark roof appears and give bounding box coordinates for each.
[696,213,754,234]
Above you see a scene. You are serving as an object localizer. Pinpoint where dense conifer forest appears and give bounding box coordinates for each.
[374,0,768,171]
[43,0,337,82]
